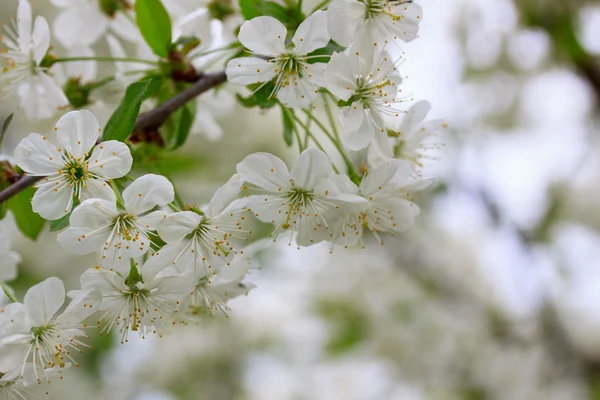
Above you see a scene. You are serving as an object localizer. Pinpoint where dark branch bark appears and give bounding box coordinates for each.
[0,71,227,205]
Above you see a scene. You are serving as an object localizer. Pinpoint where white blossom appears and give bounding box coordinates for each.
[0,225,20,283]
[226,12,330,108]
[327,0,422,48]
[237,148,368,246]
[50,0,139,48]
[143,174,248,279]
[13,110,133,220]
[74,263,192,343]
[328,160,422,245]
[1,0,68,119]
[324,48,405,156]
[369,100,446,173]
[57,174,174,272]
[0,277,101,381]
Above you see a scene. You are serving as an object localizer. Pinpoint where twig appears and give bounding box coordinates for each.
[0,71,227,205]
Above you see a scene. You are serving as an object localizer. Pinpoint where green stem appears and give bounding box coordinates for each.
[53,56,158,66]
[292,114,340,174]
[168,203,181,212]
[191,43,241,60]
[0,282,18,303]
[310,0,330,13]
[109,180,126,211]
[282,107,304,154]
[324,93,342,142]
[87,76,116,91]
[302,110,359,181]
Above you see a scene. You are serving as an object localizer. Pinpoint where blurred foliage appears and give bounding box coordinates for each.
[316,300,369,355]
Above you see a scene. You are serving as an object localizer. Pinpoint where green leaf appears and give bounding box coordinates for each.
[255,1,289,22]
[281,106,294,146]
[49,212,71,232]
[239,0,262,20]
[135,0,172,58]
[306,40,344,64]
[103,79,152,142]
[236,81,278,109]
[8,187,45,240]
[162,103,195,149]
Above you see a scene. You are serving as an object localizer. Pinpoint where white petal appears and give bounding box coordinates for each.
[236,152,290,193]
[87,140,133,179]
[14,133,62,175]
[123,174,175,215]
[24,277,65,328]
[61,288,102,325]
[53,4,109,47]
[65,46,97,82]
[31,16,50,65]
[276,77,320,109]
[327,0,366,46]
[80,177,116,203]
[137,210,168,231]
[208,173,244,216]
[360,161,398,195]
[292,11,330,54]
[69,198,117,228]
[324,52,358,101]
[399,100,431,134]
[238,16,286,56]
[109,11,141,43]
[289,148,332,189]
[0,251,19,282]
[226,57,277,85]
[17,0,32,49]
[18,74,68,120]
[157,211,201,243]
[32,180,74,220]
[340,104,371,151]
[57,225,111,255]
[55,110,100,159]
[389,2,423,42]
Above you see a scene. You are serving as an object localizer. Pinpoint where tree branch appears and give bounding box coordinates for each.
[0,70,227,205]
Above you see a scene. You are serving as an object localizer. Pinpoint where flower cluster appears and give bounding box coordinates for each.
[0,0,444,395]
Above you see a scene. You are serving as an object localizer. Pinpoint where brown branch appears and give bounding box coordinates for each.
[0,71,227,205]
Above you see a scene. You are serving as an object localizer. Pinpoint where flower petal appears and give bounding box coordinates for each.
[399,100,431,134]
[158,211,202,243]
[24,277,65,328]
[238,16,286,56]
[32,180,74,220]
[324,52,358,101]
[87,140,133,179]
[123,174,175,215]
[292,11,330,55]
[55,110,100,159]
[289,148,332,189]
[53,4,109,47]
[14,133,62,175]
[80,177,116,203]
[61,288,102,325]
[340,103,371,151]
[65,45,97,82]
[31,16,50,65]
[236,152,290,193]
[226,57,276,85]
[208,173,245,216]
[327,0,366,46]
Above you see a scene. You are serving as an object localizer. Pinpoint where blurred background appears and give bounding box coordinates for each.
[3,0,600,399]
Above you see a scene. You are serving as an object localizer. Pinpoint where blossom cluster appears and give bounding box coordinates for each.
[0,0,445,395]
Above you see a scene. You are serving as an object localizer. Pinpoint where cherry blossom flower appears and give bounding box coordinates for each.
[1,0,68,119]
[74,263,192,343]
[226,12,330,108]
[237,148,368,246]
[13,110,133,220]
[324,48,404,156]
[0,277,101,381]
[327,0,423,48]
[143,174,248,279]
[328,160,423,246]
[50,0,139,48]
[369,100,447,173]
[57,174,174,272]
